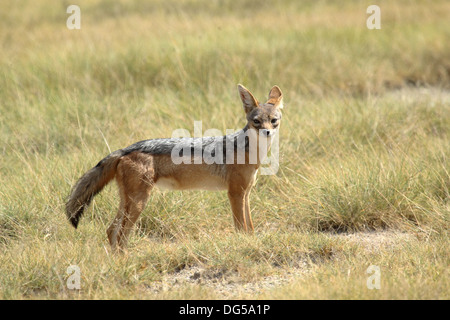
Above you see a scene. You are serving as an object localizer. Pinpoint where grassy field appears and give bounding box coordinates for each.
[0,0,449,299]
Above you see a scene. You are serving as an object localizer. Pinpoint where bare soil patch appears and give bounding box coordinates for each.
[145,230,415,299]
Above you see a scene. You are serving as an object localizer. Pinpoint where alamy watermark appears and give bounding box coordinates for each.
[66,265,81,290]
[169,121,280,175]
[66,5,81,30]
[366,265,381,290]
[366,5,381,29]
[66,5,380,31]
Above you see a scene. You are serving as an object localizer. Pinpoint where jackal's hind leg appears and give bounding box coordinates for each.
[107,153,155,251]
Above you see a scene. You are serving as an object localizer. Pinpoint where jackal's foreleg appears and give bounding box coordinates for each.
[228,190,247,231]
[244,188,254,232]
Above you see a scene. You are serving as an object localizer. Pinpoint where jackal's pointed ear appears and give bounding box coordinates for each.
[267,85,283,109]
[237,84,259,113]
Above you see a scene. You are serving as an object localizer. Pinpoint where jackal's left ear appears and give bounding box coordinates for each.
[238,84,259,114]
[267,85,283,109]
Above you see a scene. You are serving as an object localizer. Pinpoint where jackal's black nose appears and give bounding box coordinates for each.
[261,129,272,136]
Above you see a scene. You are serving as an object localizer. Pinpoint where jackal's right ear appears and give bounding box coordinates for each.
[237,84,259,114]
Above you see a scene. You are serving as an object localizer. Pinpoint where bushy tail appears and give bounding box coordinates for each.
[66,150,123,228]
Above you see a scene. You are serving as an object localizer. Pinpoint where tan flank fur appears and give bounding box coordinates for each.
[66,85,284,251]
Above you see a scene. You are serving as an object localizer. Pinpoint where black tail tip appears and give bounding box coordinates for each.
[69,216,79,229]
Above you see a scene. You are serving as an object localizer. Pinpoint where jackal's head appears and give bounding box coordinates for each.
[237,84,283,137]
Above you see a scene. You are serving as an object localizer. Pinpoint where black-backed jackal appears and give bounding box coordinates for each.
[66,85,283,250]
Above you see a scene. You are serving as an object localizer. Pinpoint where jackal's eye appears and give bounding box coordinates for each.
[253,119,260,125]
[271,118,278,124]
